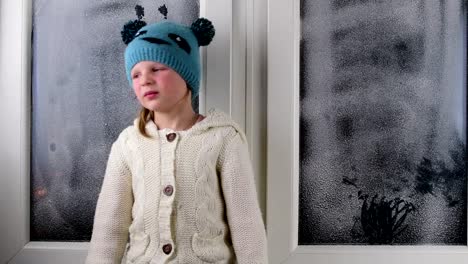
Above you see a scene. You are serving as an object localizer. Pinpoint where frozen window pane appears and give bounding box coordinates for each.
[31,0,200,241]
[299,0,467,245]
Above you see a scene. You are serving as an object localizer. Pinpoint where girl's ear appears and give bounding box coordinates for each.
[121,5,147,45]
[190,18,215,46]
[185,85,192,97]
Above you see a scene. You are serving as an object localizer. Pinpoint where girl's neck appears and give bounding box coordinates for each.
[153,106,199,131]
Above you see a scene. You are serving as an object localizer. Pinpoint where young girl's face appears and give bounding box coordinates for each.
[131,61,190,112]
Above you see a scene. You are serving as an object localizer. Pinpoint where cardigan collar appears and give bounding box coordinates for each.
[133,108,246,141]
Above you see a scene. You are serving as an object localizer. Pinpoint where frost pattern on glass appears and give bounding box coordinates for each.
[299,0,467,245]
[31,0,200,241]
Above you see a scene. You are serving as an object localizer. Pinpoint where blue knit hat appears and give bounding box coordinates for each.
[121,5,215,99]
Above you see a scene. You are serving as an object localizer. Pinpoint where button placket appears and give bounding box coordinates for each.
[153,130,177,262]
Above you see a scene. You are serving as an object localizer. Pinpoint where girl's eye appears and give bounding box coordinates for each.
[152,67,164,72]
[132,73,139,79]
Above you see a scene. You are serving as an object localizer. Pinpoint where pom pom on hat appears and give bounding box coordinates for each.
[121,5,147,45]
[191,18,215,46]
[121,20,147,45]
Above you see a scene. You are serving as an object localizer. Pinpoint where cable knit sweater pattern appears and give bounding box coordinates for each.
[86,109,267,264]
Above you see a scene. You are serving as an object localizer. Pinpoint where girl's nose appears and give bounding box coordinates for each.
[140,72,154,85]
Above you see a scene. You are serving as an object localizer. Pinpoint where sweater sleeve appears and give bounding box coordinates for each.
[219,133,268,264]
[86,137,133,264]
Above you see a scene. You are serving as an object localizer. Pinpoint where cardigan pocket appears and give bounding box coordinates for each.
[126,233,150,263]
[191,231,232,263]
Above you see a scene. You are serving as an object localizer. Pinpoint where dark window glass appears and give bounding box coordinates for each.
[299,0,467,245]
[31,0,200,241]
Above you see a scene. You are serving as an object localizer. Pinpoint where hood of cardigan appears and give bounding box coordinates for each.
[190,108,245,138]
[135,108,246,141]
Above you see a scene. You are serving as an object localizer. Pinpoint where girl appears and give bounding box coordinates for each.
[86,10,267,264]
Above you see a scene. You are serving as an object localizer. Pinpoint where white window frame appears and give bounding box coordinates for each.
[0,0,249,263]
[266,0,468,263]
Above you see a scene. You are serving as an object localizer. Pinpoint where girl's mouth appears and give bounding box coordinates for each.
[144,91,159,98]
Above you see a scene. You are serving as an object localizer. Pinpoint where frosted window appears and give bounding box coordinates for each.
[31,0,200,241]
[299,0,466,245]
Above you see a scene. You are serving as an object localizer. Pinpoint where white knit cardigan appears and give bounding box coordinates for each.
[86,109,267,264]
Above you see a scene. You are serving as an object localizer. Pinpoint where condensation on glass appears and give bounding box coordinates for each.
[31,0,200,241]
[299,0,467,245]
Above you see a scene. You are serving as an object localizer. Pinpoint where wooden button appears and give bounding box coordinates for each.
[164,185,174,196]
[166,133,177,142]
[162,243,172,254]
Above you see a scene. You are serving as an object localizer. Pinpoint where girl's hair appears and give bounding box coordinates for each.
[138,107,154,138]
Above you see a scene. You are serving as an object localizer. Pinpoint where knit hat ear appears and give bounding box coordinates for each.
[191,18,215,46]
[121,5,147,45]
[158,4,168,19]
